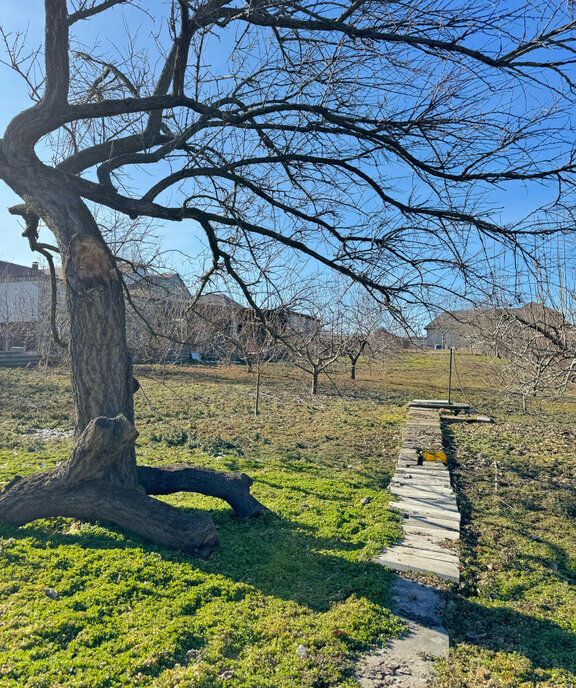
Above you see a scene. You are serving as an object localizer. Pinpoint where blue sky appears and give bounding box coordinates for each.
[0,0,199,269]
[0,0,572,289]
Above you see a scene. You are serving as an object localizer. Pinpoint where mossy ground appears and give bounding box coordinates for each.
[436,406,576,688]
[0,352,575,687]
[0,361,405,688]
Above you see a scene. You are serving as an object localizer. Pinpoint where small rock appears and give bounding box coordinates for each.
[44,588,58,600]
[296,644,308,658]
[360,497,371,505]
[185,649,200,663]
[218,670,234,681]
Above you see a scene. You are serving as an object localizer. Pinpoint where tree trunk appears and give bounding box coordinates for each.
[312,369,319,395]
[351,361,356,380]
[255,358,262,415]
[0,152,266,556]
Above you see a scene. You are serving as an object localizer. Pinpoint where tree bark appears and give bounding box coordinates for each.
[138,465,269,518]
[0,154,266,555]
[255,358,262,415]
[312,369,319,395]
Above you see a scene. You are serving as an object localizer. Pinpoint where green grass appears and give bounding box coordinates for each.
[435,407,576,687]
[1,353,575,687]
[0,363,405,688]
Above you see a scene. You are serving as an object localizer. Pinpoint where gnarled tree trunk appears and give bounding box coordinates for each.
[0,152,267,555]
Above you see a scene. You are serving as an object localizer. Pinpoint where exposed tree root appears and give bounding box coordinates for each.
[138,465,270,518]
[0,413,267,557]
[0,471,218,556]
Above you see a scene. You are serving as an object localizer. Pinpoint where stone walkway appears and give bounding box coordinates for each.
[378,402,461,582]
[356,401,463,688]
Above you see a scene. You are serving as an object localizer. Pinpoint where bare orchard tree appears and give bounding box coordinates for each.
[502,334,576,413]
[275,286,350,395]
[340,293,386,380]
[0,0,575,554]
[224,313,277,415]
[486,267,576,412]
[284,318,345,396]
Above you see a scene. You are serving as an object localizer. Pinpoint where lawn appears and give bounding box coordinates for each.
[0,360,406,688]
[0,352,575,687]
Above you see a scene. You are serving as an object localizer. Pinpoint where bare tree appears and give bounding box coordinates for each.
[284,318,344,395]
[340,294,386,379]
[486,277,576,412]
[274,285,350,395]
[0,0,575,554]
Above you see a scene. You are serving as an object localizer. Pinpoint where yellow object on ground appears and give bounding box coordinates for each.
[422,451,447,463]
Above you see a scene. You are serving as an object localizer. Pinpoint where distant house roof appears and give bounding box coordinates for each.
[0,260,41,279]
[195,293,245,309]
[425,309,477,330]
[425,303,567,331]
[129,272,191,299]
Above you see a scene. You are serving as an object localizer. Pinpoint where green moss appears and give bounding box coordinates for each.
[0,364,405,687]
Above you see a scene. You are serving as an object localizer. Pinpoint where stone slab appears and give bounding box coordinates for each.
[395,464,449,473]
[390,481,453,493]
[391,493,458,507]
[409,399,470,411]
[391,474,452,486]
[402,514,460,536]
[390,500,461,520]
[390,577,445,626]
[398,533,459,556]
[374,547,460,581]
[382,544,458,565]
[395,465,450,475]
[397,458,447,470]
[397,449,420,460]
[445,414,493,423]
[390,486,456,500]
[403,522,460,541]
[356,622,449,687]
[390,492,458,509]
[395,474,450,484]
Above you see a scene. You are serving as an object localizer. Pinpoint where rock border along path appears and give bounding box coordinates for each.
[357,400,465,688]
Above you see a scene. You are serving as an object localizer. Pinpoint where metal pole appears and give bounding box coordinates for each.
[448,347,454,405]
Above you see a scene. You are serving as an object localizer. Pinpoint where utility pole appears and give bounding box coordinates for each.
[448,347,454,405]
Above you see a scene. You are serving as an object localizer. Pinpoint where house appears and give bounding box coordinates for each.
[185,296,321,363]
[127,272,191,301]
[0,260,46,351]
[424,303,568,354]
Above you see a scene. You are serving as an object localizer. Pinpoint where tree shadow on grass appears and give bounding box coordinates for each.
[443,590,576,675]
[439,421,576,676]
[2,508,576,676]
[0,509,398,613]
